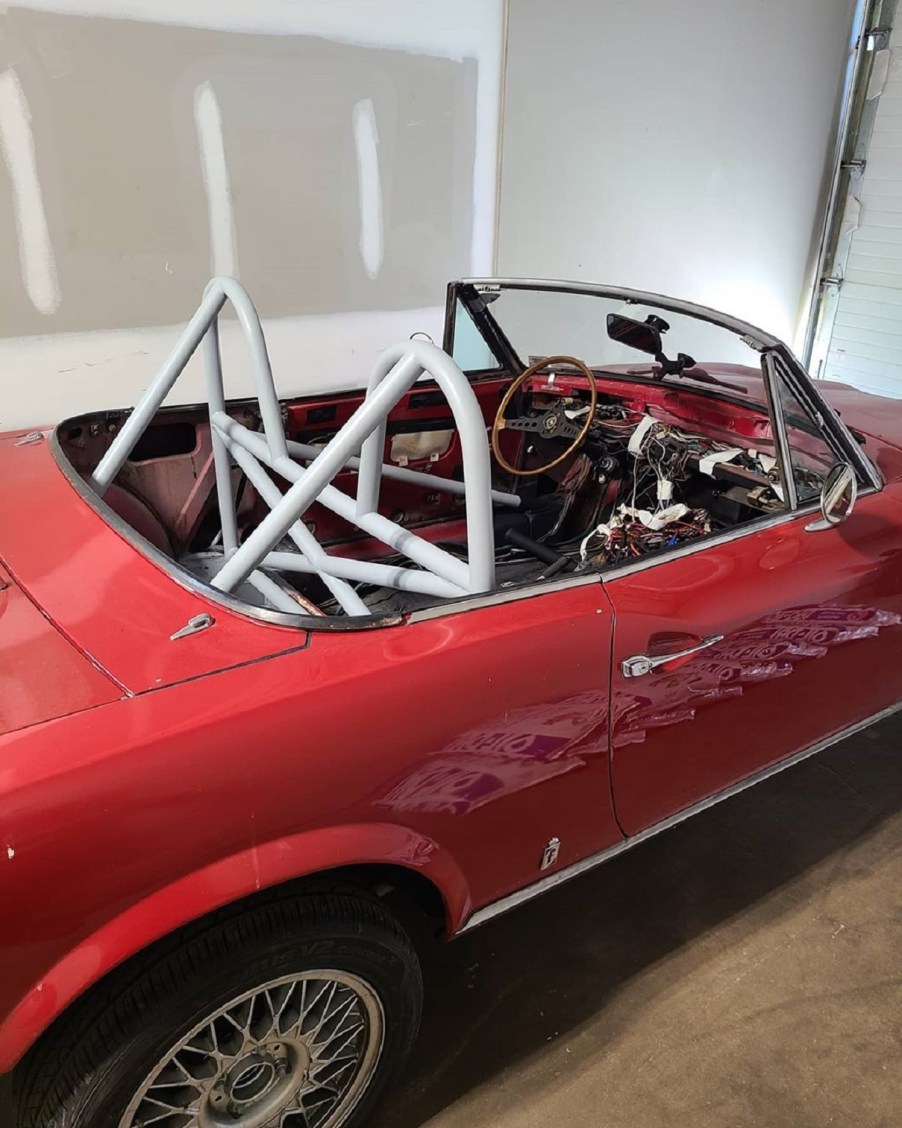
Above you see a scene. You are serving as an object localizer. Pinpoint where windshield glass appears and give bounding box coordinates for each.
[454,285,765,396]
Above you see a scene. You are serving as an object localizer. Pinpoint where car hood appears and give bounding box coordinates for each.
[0,557,122,737]
[659,368,902,474]
[818,380,902,449]
[594,365,902,454]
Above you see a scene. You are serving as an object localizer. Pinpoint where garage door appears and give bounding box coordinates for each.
[822,22,902,396]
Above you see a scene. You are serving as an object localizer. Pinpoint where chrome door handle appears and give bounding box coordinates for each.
[621,634,724,678]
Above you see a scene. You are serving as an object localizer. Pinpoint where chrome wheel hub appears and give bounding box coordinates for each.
[120,971,384,1128]
[222,1051,282,1105]
[206,1042,307,1124]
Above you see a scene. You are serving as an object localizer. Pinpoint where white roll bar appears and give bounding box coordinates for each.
[90,277,502,614]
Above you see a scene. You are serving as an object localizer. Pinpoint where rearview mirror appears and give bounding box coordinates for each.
[807,463,857,531]
[606,313,663,356]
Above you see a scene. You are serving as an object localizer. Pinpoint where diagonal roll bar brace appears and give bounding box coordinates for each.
[210,340,496,597]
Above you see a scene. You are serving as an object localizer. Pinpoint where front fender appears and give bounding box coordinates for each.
[0,821,470,1072]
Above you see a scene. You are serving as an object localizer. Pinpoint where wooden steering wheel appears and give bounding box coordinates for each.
[491,355,598,477]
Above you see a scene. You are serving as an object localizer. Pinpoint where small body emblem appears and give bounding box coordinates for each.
[541,836,561,870]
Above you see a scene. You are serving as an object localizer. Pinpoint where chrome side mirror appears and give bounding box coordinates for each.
[807,463,858,531]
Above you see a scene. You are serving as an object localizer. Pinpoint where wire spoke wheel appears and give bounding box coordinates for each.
[118,971,384,1128]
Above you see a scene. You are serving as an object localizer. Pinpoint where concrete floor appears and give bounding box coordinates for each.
[2,715,900,1127]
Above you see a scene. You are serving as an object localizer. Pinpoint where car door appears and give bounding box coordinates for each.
[604,353,902,836]
[365,577,621,907]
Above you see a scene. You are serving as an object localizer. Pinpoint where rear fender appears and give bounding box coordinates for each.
[0,821,469,1071]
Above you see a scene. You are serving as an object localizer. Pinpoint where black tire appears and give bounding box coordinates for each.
[14,890,423,1128]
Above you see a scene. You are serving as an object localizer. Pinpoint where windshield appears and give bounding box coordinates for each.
[452,285,765,396]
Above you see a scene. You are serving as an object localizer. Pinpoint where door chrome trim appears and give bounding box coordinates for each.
[409,488,877,621]
[408,572,602,622]
[456,697,902,935]
[601,503,815,582]
[599,488,872,584]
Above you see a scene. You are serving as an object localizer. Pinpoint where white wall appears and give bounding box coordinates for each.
[0,0,859,428]
[0,0,504,428]
[497,0,857,353]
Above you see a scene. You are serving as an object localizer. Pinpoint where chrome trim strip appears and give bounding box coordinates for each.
[410,485,877,619]
[461,277,781,348]
[408,572,601,622]
[457,697,902,934]
[602,505,812,582]
[50,427,403,633]
[603,479,873,583]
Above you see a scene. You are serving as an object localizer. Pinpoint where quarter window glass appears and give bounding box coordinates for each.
[451,300,497,371]
[773,367,836,503]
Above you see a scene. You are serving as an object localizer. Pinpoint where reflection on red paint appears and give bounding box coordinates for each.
[376,690,606,815]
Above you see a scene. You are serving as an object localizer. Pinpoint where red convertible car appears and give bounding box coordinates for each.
[2,277,900,1128]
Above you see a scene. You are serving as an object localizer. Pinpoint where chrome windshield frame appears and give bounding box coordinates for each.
[446,277,882,494]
